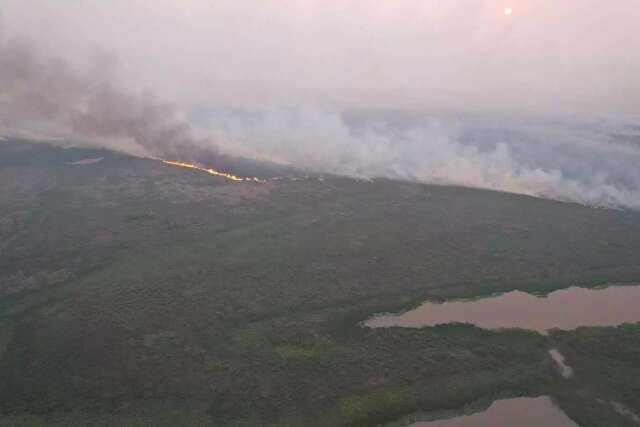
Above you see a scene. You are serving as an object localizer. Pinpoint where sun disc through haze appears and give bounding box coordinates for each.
[2,1,640,210]
[2,0,640,118]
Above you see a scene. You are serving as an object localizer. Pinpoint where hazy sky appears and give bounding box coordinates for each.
[2,1,640,209]
[3,0,640,118]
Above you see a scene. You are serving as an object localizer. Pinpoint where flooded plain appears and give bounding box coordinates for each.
[407,397,577,427]
[365,285,640,332]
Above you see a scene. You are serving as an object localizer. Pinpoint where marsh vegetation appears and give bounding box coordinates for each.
[1,140,640,426]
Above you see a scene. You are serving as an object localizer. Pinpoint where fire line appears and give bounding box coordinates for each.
[161,160,265,183]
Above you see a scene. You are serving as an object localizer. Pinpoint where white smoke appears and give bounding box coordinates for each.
[202,108,640,209]
[3,2,640,209]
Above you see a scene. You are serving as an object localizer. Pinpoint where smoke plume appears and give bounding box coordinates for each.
[204,108,640,209]
[0,33,218,163]
[3,32,640,209]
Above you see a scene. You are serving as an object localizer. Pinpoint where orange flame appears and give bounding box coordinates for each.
[162,160,265,183]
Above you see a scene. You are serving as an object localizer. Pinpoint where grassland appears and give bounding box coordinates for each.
[1,139,640,426]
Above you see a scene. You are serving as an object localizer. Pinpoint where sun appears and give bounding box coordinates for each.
[504,7,513,16]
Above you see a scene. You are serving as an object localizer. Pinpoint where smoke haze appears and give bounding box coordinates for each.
[0,32,221,163]
[201,108,640,208]
[1,1,640,208]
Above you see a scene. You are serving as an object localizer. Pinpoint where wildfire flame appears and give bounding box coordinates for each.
[162,160,265,183]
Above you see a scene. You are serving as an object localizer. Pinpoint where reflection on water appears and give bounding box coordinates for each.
[409,397,577,427]
[366,285,640,332]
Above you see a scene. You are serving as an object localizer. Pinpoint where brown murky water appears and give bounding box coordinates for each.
[365,285,640,332]
[409,397,577,427]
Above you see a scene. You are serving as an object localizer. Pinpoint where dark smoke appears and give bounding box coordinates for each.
[0,33,219,163]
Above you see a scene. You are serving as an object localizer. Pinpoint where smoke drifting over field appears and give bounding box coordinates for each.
[204,108,640,209]
[2,1,640,208]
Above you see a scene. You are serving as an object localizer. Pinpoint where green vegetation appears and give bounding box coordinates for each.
[0,320,13,360]
[549,324,640,426]
[1,139,640,425]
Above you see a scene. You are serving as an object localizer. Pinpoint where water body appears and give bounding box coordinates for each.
[408,397,577,427]
[365,285,640,332]
[548,349,573,379]
[66,157,104,165]
[597,399,640,424]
